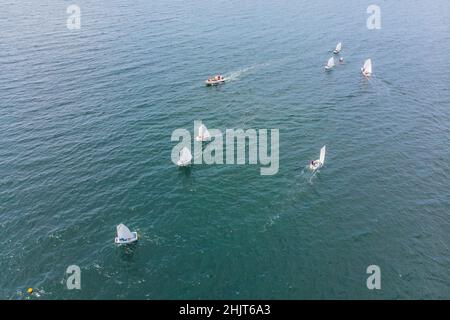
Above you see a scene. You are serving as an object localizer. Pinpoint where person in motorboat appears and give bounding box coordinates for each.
[206,75,225,85]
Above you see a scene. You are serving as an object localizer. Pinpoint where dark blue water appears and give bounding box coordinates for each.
[0,0,449,299]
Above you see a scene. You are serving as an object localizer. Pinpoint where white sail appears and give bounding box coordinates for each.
[335,42,342,52]
[363,59,372,75]
[198,124,211,140]
[178,147,192,165]
[117,223,135,240]
[319,145,326,165]
[327,57,335,68]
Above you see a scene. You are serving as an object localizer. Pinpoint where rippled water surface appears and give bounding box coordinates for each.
[1,0,449,299]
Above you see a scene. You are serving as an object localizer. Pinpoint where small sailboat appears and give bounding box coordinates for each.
[195,124,211,142]
[324,57,335,71]
[177,147,192,166]
[115,223,138,244]
[205,75,225,86]
[361,59,372,77]
[309,145,326,171]
[333,42,342,54]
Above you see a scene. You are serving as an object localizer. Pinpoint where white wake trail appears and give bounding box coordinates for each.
[223,63,270,82]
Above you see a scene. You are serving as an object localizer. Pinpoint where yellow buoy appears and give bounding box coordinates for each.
[27,288,33,294]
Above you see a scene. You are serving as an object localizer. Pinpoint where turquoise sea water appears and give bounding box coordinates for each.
[1,0,449,299]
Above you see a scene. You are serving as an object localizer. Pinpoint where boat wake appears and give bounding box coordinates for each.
[223,63,269,82]
[260,166,317,232]
[308,169,319,184]
[300,166,319,184]
[362,74,402,99]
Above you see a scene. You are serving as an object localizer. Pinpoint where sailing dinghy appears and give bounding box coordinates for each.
[361,59,372,77]
[115,223,138,244]
[195,124,211,142]
[333,42,342,54]
[177,147,192,166]
[325,57,335,71]
[309,145,326,171]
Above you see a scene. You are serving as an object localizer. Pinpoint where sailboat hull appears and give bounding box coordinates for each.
[361,68,371,77]
[195,136,210,142]
[309,160,323,171]
[115,232,138,244]
[333,50,340,54]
